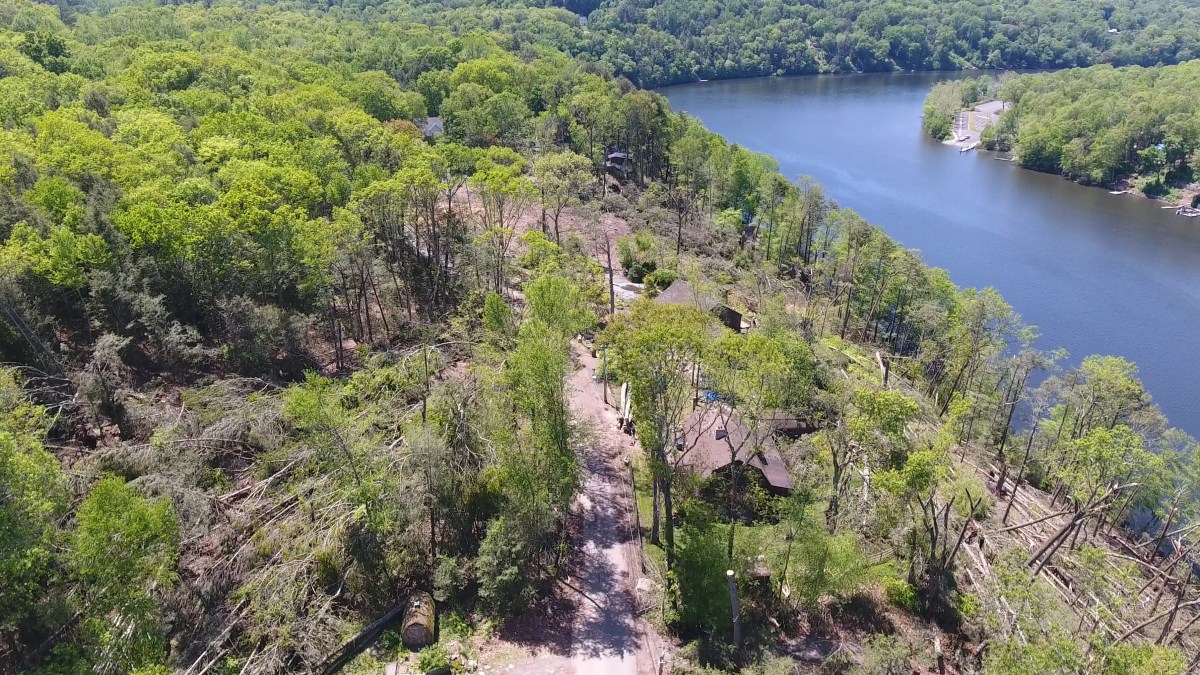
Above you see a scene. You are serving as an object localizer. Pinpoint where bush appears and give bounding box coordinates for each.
[883,577,919,614]
[853,635,910,674]
[643,268,677,297]
[949,472,994,521]
[617,230,658,281]
[434,555,467,603]
[416,644,449,672]
[475,516,537,614]
[440,610,472,640]
[951,590,981,620]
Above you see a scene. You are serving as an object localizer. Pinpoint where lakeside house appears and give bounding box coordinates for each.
[654,279,745,332]
[675,405,801,496]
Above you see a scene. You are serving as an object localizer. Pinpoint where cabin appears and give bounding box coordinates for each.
[604,144,634,177]
[654,279,745,332]
[419,117,444,139]
[401,592,436,648]
[675,405,796,496]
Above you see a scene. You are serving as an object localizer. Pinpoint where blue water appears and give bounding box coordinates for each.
[662,73,1200,436]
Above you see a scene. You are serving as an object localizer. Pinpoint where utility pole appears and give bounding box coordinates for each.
[727,570,741,654]
[627,455,644,571]
[600,347,608,405]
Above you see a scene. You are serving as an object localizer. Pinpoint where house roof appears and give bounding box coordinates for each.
[675,405,794,493]
[420,116,443,136]
[655,279,717,312]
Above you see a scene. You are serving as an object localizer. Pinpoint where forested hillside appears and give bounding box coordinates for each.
[981,62,1200,197]
[576,0,1200,86]
[3,0,1200,674]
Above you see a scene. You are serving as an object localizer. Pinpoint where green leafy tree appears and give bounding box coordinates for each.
[532,151,593,243]
[0,370,67,627]
[601,300,709,575]
[70,476,179,674]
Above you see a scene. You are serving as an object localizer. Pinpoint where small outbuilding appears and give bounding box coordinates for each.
[401,592,436,649]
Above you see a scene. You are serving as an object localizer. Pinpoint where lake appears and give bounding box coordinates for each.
[661,73,1200,436]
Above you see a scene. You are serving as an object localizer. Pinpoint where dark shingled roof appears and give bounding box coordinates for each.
[655,279,717,311]
[656,280,745,332]
[676,406,794,494]
[420,116,443,137]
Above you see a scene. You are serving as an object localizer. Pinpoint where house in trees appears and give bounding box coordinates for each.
[654,279,745,332]
[675,405,799,496]
[419,116,443,139]
[604,144,633,177]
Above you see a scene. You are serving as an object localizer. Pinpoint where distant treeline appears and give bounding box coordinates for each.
[554,0,1197,87]
[46,0,1200,87]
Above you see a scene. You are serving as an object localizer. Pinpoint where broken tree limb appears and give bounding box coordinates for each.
[1116,599,1200,644]
[316,598,413,675]
[997,508,1074,534]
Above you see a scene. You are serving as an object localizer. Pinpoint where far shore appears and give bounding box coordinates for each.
[940,101,1199,212]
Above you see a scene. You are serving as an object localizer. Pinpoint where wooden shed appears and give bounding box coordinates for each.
[401,592,436,649]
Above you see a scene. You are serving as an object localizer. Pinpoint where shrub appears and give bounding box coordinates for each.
[952,590,981,620]
[643,268,677,297]
[475,516,537,614]
[434,555,467,603]
[416,644,449,672]
[617,230,658,281]
[441,611,472,640]
[949,471,994,521]
[883,577,919,614]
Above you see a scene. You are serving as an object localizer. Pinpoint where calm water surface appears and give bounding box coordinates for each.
[661,73,1200,436]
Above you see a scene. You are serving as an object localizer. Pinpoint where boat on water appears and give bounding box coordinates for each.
[1109,190,1127,195]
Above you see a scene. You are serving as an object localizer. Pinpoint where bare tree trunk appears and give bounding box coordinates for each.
[650,479,661,546]
[1156,569,1193,643]
[728,570,742,655]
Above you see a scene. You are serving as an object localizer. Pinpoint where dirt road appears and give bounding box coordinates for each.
[566,343,652,675]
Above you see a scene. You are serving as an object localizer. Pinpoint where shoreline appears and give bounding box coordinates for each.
[943,140,1200,213]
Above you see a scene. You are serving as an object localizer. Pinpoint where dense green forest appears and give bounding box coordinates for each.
[557,0,1198,87]
[575,0,1200,86]
[43,0,1200,87]
[979,62,1200,195]
[3,0,1200,673]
